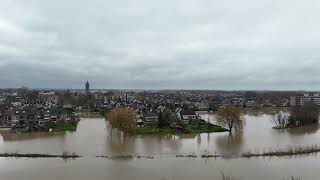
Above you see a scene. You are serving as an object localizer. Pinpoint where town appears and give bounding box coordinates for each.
[0,81,314,133]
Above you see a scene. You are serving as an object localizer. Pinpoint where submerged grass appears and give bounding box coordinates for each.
[134,127,175,135]
[1,144,320,160]
[184,124,227,133]
[0,152,81,158]
[134,124,227,135]
[242,145,320,158]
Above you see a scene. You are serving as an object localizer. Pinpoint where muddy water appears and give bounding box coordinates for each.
[0,157,319,180]
[0,111,319,179]
[1,111,319,156]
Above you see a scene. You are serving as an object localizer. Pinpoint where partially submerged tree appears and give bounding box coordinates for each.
[158,110,170,128]
[158,109,181,128]
[271,112,289,129]
[289,102,319,127]
[216,106,243,134]
[106,107,136,133]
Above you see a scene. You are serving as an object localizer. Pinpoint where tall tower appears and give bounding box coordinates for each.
[85,81,90,94]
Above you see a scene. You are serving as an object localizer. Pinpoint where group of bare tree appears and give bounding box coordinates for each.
[106,103,319,135]
[105,106,245,135]
[271,102,320,128]
[271,112,289,129]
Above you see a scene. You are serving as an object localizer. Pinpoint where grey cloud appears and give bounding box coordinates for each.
[0,0,320,90]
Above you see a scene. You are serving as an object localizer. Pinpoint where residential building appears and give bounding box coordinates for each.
[179,110,198,124]
[290,94,320,106]
[143,113,159,125]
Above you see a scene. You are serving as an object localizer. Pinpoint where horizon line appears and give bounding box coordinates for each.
[0,87,317,92]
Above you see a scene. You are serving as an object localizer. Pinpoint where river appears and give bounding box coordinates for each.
[0,111,319,180]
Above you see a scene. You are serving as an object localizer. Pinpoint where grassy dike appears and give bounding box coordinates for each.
[50,122,77,132]
[184,123,227,133]
[133,123,227,135]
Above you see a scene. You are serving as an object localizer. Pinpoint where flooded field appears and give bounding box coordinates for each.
[0,110,319,179]
[0,157,319,180]
[1,111,319,157]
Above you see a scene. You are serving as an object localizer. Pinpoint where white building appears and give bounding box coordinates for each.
[290,94,320,106]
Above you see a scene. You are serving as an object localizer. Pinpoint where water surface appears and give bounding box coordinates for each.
[0,157,319,180]
[0,111,319,179]
[1,111,319,156]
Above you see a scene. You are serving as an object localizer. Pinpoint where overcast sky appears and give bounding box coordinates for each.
[0,0,320,90]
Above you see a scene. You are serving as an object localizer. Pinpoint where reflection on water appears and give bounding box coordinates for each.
[0,157,319,180]
[285,125,320,136]
[0,110,320,157]
[1,110,320,180]
[216,132,244,156]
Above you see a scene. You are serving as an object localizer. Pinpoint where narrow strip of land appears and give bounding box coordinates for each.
[0,153,81,158]
[1,145,320,159]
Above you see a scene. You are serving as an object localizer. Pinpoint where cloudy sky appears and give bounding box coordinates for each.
[0,0,320,90]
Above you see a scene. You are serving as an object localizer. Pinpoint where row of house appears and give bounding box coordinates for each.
[0,107,78,128]
[136,107,199,127]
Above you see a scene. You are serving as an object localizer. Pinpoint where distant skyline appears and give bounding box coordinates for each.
[1,0,320,90]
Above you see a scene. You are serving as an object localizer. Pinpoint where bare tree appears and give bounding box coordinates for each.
[216,106,243,134]
[271,112,289,129]
[106,107,136,134]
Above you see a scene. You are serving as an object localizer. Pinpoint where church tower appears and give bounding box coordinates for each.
[85,81,90,94]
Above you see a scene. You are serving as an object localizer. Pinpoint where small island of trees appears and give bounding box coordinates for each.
[271,102,320,129]
[105,107,227,135]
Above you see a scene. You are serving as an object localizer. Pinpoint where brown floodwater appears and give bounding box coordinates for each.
[1,111,319,157]
[0,111,319,179]
[0,157,319,180]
